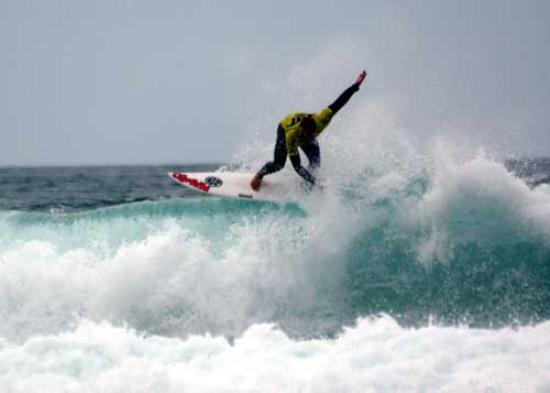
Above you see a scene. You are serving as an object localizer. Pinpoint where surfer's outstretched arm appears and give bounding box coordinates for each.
[290,154,315,185]
[328,70,367,115]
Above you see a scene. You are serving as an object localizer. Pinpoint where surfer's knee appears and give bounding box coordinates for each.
[259,161,284,176]
[268,161,285,172]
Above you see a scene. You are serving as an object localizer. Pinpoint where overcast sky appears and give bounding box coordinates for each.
[1,0,549,166]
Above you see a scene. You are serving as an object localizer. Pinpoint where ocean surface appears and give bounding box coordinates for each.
[1,159,550,392]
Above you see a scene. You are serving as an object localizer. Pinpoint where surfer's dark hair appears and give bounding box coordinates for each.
[301,116,316,133]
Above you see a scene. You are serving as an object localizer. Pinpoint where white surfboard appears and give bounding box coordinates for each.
[168,171,301,202]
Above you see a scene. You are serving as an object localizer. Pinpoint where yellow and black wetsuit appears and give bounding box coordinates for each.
[257,82,361,185]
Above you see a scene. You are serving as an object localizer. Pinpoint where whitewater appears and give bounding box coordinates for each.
[2,99,550,392]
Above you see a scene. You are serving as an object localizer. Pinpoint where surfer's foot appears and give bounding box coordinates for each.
[250,173,263,191]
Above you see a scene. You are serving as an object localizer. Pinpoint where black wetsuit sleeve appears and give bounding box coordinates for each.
[328,83,360,115]
[290,154,315,185]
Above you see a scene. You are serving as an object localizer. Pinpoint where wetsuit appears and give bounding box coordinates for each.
[257,82,360,185]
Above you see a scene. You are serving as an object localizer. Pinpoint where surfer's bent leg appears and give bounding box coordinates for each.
[257,124,287,176]
[328,83,360,115]
[300,139,320,171]
[289,153,316,185]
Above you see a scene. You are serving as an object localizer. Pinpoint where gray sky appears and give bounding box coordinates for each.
[1,0,549,166]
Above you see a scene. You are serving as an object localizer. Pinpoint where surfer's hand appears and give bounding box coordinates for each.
[250,173,262,191]
[355,70,367,86]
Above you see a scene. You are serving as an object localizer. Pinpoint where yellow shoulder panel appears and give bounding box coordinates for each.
[312,107,334,137]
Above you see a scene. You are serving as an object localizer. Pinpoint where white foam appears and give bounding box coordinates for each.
[413,146,550,262]
[0,316,548,393]
[0,208,355,341]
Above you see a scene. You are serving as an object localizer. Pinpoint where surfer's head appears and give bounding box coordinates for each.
[301,115,317,137]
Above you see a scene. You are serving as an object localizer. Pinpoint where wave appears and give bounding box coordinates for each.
[1,154,550,341]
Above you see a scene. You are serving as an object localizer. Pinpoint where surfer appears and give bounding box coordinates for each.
[250,70,367,191]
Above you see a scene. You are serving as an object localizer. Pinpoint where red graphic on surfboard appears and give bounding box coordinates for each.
[170,172,210,192]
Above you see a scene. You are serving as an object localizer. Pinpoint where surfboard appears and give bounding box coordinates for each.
[168,171,300,202]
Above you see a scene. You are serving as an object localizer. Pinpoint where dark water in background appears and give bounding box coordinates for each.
[0,164,220,212]
[1,159,547,212]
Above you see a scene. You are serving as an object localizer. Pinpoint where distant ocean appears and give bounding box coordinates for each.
[1,159,549,392]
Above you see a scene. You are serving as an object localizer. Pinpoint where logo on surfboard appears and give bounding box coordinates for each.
[204,176,223,188]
